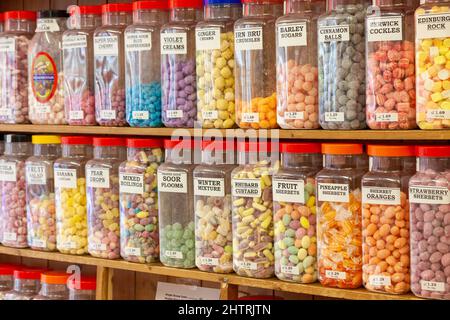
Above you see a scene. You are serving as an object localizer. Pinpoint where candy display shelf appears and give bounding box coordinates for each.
[0,124,449,140]
[0,246,422,300]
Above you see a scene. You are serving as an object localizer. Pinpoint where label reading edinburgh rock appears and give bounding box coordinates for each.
[199,256,219,266]
[284,111,304,120]
[100,109,116,120]
[272,178,305,204]
[324,112,344,122]
[32,52,58,103]
[375,113,399,122]
[196,27,221,50]
[165,250,183,259]
[232,179,261,198]
[318,183,349,203]
[277,22,307,47]
[202,110,219,120]
[420,280,445,292]
[3,232,17,242]
[167,110,183,119]
[194,177,225,197]
[69,110,84,120]
[119,173,144,194]
[318,25,350,42]
[416,12,450,39]
[54,168,77,188]
[325,270,346,280]
[26,165,47,185]
[94,36,119,56]
[62,35,87,50]
[132,111,149,120]
[0,162,17,182]
[237,261,257,271]
[36,19,60,32]
[0,38,15,52]
[369,275,392,286]
[362,187,401,205]
[281,265,300,275]
[367,16,403,42]
[158,171,188,193]
[409,185,450,204]
[161,32,187,55]
[242,112,259,123]
[125,247,141,256]
[235,27,263,51]
[87,168,110,188]
[125,32,152,52]
[427,109,450,120]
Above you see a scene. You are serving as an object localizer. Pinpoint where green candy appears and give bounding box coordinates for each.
[145,224,155,232]
[289,255,299,264]
[282,214,291,226]
[287,246,299,255]
[134,224,145,232]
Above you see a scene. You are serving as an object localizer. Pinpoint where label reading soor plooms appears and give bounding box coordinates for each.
[416,12,450,39]
[272,178,305,203]
[87,168,110,188]
[318,25,350,42]
[0,162,17,182]
[54,168,77,188]
[26,165,47,185]
[367,16,403,42]
[232,179,261,198]
[194,177,225,197]
[409,185,449,204]
[277,22,307,47]
[318,183,349,203]
[362,187,401,205]
[119,173,144,194]
[158,171,187,193]
[235,27,263,51]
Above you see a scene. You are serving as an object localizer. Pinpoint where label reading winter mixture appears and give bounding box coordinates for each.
[318,183,349,203]
[194,177,225,197]
[232,179,262,198]
[0,162,17,182]
[277,22,307,47]
[235,27,263,51]
[362,187,401,205]
[196,27,221,50]
[420,280,445,292]
[125,32,152,52]
[375,113,399,122]
[242,112,259,123]
[161,33,187,55]
[26,165,47,185]
[318,25,350,42]
[119,173,144,194]
[87,168,110,188]
[409,185,450,204]
[94,36,119,56]
[36,19,60,32]
[0,38,15,53]
[367,16,403,42]
[368,275,392,286]
[158,171,188,193]
[272,178,305,203]
[54,168,77,188]
[324,112,344,122]
[325,270,346,280]
[62,35,88,50]
[416,12,450,39]
[165,250,183,259]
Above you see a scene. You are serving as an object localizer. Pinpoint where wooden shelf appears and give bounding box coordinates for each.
[0,246,422,300]
[0,124,448,140]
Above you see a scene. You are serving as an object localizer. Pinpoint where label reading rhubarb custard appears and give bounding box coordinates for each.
[232,179,261,197]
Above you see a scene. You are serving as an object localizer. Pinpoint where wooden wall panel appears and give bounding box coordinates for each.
[23,0,51,11]
[78,0,107,5]
[111,269,136,300]
[0,1,24,11]
[51,0,75,9]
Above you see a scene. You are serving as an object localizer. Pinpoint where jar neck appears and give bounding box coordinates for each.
[281,153,321,169]
[70,14,101,29]
[202,149,236,165]
[324,154,358,169]
[419,157,449,173]
[127,147,163,164]
[165,148,194,165]
[375,0,406,7]
[5,142,31,156]
[94,146,125,160]
[5,19,35,33]
[13,279,40,294]
[286,0,312,14]
[62,144,92,159]
[370,156,402,172]
[38,17,68,31]
[204,4,242,20]
[133,9,169,24]
[40,283,68,297]
[238,151,272,165]
[33,144,61,158]
[170,7,200,22]
[102,11,132,26]
[243,2,283,17]
[328,0,360,10]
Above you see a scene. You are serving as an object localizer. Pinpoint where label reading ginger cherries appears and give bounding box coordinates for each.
[232,179,261,198]
[158,171,187,193]
[420,280,445,292]
[362,187,401,205]
[54,168,77,188]
[367,16,403,42]
[277,22,307,47]
[87,168,110,188]
[318,183,349,203]
[272,178,305,204]
[94,36,119,56]
[235,27,263,51]
[194,177,225,197]
[416,12,450,39]
[119,173,144,194]
[125,32,152,52]
[0,162,17,182]
[318,25,350,42]
[409,185,450,204]
[26,165,47,185]
[196,27,221,50]
[325,270,346,280]
[161,33,187,55]
[62,35,87,50]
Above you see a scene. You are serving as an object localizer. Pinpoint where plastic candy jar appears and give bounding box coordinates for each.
[316,143,364,288]
[194,140,236,273]
[409,146,450,300]
[361,145,415,294]
[231,141,278,278]
[94,3,133,127]
[54,136,93,255]
[3,268,46,300]
[0,264,20,299]
[33,272,69,300]
[25,135,61,251]
[63,5,102,126]
[0,134,32,248]
[119,138,164,263]
[273,142,322,283]
[312,0,327,15]
[415,1,450,129]
[317,0,367,130]
[86,137,126,260]
[234,0,283,129]
[0,11,36,124]
[160,0,203,128]
[365,0,416,130]
[28,10,69,125]
[196,0,242,129]
[125,0,169,127]
[0,13,3,31]
[68,276,96,300]
[159,139,197,268]
[275,0,320,129]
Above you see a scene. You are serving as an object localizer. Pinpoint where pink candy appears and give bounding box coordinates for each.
[95,87,127,127]
[65,89,96,126]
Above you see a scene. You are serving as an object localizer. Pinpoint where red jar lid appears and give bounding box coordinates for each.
[134,0,170,11]
[0,264,22,276]
[242,0,283,4]
[0,13,4,22]
[127,138,163,149]
[93,137,126,147]
[164,138,196,150]
[368,145,415,157]
[237,141,273,152]
[416,146,450,158]
[169,0,203,9]
[281,142,321,154]
[5,11,37,21]
[102,3,133,13]
[68,276,97,291]
[322,143,363,155]
[70,5,102,16]
[14,268,47,280]
[61,136,93,145]
[202,140,235,151]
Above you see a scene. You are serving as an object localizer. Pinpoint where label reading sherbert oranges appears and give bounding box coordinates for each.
[362,187,401,205]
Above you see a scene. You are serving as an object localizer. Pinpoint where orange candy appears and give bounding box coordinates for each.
[236,93,278,129]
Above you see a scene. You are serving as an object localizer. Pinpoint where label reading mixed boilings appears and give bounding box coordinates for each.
[420,280,445,292]
[362,187,401,205]
[158,171,188,193]
[409,185,450,204]
[119,173,144,194]
[54,168,77,188]
[87,168,110,188]
[94,36,119,56]
[196,27,221,50]
[232,179,261,198]
[277,22,307,47]
[0,38,15,53]
[62,35,87,50]
[272,178,305,204]
[318,183,349,203]
[26,165,47,185]
[325,270,346,280]
[318,25,350,42]
[368,275,392,286]
[235,27,263,51]
[161,32,187,55]
[416,12,450,39]
[36,19,60,32]
[324,112,344,122]
[367,16,403,42]
[0,162,17,182]
[125,32,152,52]
[194,177,225,197]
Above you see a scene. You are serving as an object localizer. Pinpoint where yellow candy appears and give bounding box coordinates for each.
[300,216,310,229]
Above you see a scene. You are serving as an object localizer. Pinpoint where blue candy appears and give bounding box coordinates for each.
[126,82,163,127]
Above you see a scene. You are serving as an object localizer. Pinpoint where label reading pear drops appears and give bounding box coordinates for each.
[194,177,225,197]
[196,27,221,50]
[277,22,307,47]
[367,16,403,42]
[362,187,401,205]
[62,35,87,50]
[0,162,17,182]
[409,185,450,204]
[54,168,77,188]
[420,280,445,292]
[318,183,349,203]
[0,38,15,53]
[36,19,60,32]
[119,173,144,194]
[158,171,187,193]
[94,36,119,56]
[235,27,263,51]
[232,179,261,197]
[161,33,187,55]
[125,32,152,52]
[87,168,110,188]
[318,25,350,42]
[272,178,305,203]
[26,165,47,185]
[416,12,450,39]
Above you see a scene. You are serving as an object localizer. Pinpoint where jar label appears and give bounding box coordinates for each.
[324,112,344,122]
[0,108,12,117]
[89,243,107,251]
[26,164,47,185]
[367,16,403,42]
[368,275,391,286]
[125,32,152,52]
[196,27,221,50]
[199,256,219,266]
[34,103,51,114]
[237,260,257,271]
[69,110,84,120]
[416,12,450,39]
[157,171,188,194]
[87,168,110,189]
[202,110,218,120]
[318,25,350,42]
[272,178,305,204]
[132,111,149,120]
[284,111,304,120]
[161,32,187,55]
[36,19,60,32]
[318,183,349,203]
[409,185,450,204]
[60,241,77,249]
[94,36,119,56]
[241,112,259,123]
[362,187,401,205]
[280,265,300,275]
[420,280,445,292]
[124,247,141,256]
[119,173,144,194]
[0,38,15,53]
[100,109,116,120]
[165,250,183,259]
[374,113,399,122]
[277,22,307,47]
[0,162,17,182]
[62,35,88,50]
[3,232,17,241]
[427,109,450,120]
[31,238,46,248]
[232,178,262,198]
[325,270,346,280]
[54,168,77,188]
[194,177,225,197]
[31,52,58,103]
[166,110,183,119]
[235,27,263,51]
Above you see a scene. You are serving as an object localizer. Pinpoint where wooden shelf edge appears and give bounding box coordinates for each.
[0,246,422,300]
